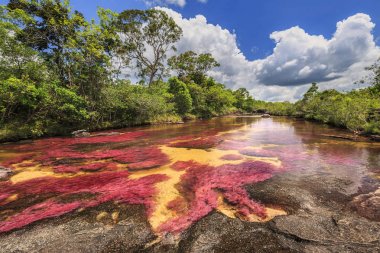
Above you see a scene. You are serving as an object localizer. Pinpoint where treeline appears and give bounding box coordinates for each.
[254,76,380,134]
[0,0,256,141]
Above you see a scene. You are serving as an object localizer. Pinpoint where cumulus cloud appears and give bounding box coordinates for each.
[255,14,378,87]
[159,8,380,101]
[156,7,255,87]
[129,8,379,101]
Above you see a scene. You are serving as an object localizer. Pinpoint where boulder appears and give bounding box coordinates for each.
[351,188,380,221]
[71,130,91,137]
[0,166,12,180]
[261,114,271,118]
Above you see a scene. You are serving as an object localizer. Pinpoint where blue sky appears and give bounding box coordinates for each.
[1,0,380,101]
[30,0,380,61]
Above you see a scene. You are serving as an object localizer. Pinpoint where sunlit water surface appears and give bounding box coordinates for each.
[0,117,379,234]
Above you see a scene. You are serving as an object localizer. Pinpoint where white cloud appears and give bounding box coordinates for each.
[156,7,255,89]
[144,0,207,7]
[143,8,380,101]
[144,0,186,7]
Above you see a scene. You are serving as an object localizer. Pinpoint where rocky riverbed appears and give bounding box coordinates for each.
[0,117,379,252]
[1,171,379,253]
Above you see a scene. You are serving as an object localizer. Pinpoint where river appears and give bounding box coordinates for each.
[0,117,379,252]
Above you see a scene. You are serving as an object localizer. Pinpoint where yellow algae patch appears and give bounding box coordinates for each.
[216,194,238,219]
[112,211,119,223]
[2,194,18,205]
[247,208,287,222]
[130,164,186,231]
[161,146,281,167]
[129,144,283,232]
[216,194,286,222]
[96,211,108,221]
[161,146,242,167]
[9,159,120,183]
[11,169,57,183]
[10,162,77,183]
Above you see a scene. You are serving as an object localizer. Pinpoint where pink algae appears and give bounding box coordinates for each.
[168,136,222,149]
[0,171,168,233]
[158,160,276,233]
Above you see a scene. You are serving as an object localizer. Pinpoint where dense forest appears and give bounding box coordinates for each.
[0,0,379,141]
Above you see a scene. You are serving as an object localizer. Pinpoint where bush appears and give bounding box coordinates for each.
[168,77,193,116]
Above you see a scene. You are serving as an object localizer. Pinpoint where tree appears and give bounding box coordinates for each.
[168,77,192,115]
[365,58,380,92]
[6,1,119,101]
[7,0,86,85]
[205,81,236,116]
[303,82,319,101]
[168,51,220,84]
[117,9,182,86]
[0,6,48,82]
[233,88,250,110]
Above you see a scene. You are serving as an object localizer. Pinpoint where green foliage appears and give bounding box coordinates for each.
[99,80,176,128]
[168,51,220,84]
[0,76,88,138]
[6,0,114,101]
[168,77,192,116]
[205,82,236,117]
[117,9,182,85]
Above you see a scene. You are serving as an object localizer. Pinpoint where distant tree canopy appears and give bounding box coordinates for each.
[117,9,182,86]
[168,51,220,84]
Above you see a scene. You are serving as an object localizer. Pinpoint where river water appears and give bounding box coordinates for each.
[0,116,379,238]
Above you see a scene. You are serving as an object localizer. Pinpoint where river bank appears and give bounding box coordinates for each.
[2,114,380,144]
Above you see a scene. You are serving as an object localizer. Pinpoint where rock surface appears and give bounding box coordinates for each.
[0,166,12,180]
[351,188,380,221]
[71,130,91,137]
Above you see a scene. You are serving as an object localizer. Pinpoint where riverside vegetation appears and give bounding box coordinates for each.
[0,0,379,142]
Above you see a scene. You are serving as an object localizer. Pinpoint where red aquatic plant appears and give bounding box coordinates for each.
[0,118,374,236]
[53,162,119,173]
[0,171,168,233]
[169,136,223,149]
[158,160,276,233]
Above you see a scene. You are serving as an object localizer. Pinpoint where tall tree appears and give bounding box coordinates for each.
[117,9,182,86]
[366,58,380,91]
[233,88,250,110]
[6,1,118,101]
[168,77,192,115]
[168,51,220,84]
[0,5,48,82]
[7,0,86,85]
